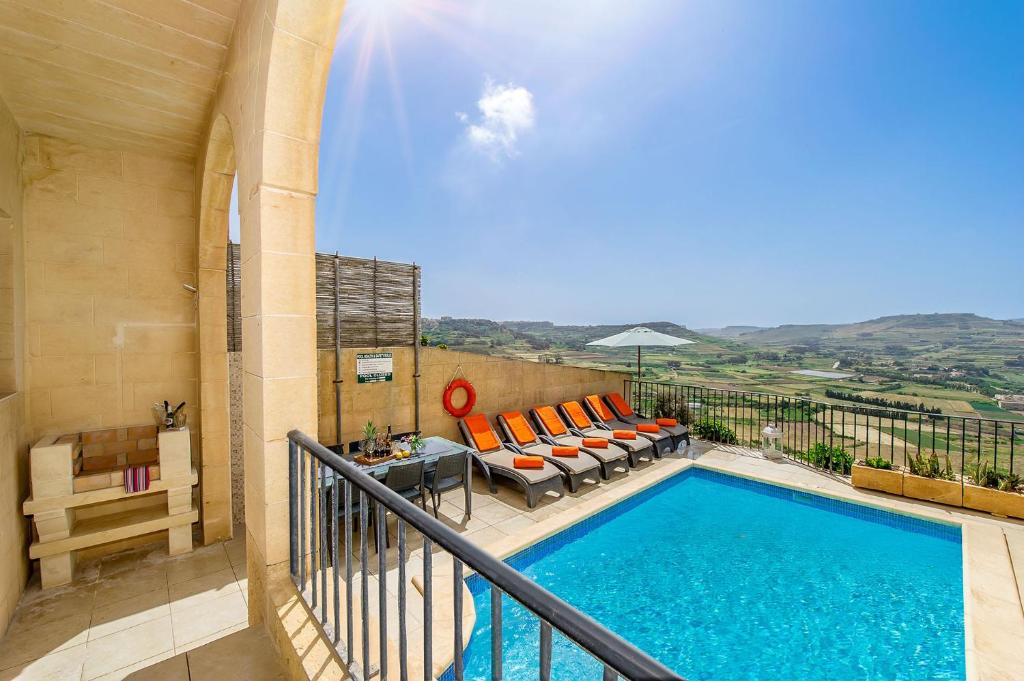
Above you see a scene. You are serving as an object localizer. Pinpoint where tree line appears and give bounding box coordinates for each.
[824,389,942,414]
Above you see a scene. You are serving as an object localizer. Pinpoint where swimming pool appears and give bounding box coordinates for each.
[456,468,965,680]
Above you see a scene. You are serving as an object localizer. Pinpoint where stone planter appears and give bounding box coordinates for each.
[963,484,1024,520]
[902,474,962,507]
[851,464,903,496]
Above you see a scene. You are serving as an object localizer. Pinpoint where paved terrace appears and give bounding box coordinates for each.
[3,443,1022,680]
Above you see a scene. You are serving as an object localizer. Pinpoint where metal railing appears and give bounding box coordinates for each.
[627,379,1023,480]
[287,429,683,681]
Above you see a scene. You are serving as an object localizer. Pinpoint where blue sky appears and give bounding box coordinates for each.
[248,0,1023,328]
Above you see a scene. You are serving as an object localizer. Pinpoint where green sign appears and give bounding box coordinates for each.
[356,352,393,383]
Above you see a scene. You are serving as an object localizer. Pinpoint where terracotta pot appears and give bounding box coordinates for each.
[963,484,1024,520]
[851,464,903,496]
[902,474,962,507]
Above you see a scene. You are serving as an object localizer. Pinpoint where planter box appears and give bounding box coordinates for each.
[902,474,962,507]
[963,484,1024,520]
[851,464,903,496]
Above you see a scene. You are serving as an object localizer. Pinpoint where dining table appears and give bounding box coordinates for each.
[326,435,483,516]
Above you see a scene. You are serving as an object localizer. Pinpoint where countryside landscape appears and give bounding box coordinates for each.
[421,313,1024,423]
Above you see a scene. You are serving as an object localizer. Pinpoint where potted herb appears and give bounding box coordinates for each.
[851,456,903,495]
[408,434,424,454]
[902,451,962,507]
[963,462,1024,519]
[806,443,853,475]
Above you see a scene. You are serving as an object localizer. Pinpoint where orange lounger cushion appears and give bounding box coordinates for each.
[561,401,592,429]
[513,456,545,469]
[551,446,579,457]
[534,406,568,436]
[637,424,660,434]
[464,414,501,452]
[582,438,608,448]
[656,418,678,427]
[613,430,637,440]
[585,395,614,422]
[607,392,634,417]
[500,411,536,445]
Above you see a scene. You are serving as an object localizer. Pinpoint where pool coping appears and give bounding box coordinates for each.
[458,452,1024,681]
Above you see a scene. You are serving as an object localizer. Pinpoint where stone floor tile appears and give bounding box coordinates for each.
[90,586,171,641]
[186,627,287,680]
[0,610,91,670]
[81,615,174,680]
[169,590,247,647]
[0,642,86,681]
[167,567,240,614]
[165,544,231,586]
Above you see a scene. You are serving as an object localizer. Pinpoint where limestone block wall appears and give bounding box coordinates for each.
[0,393,29,638]
[317,347,629,446]
[0,95,24,393]
[21,134,198,440]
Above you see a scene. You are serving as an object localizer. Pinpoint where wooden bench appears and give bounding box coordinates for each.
[23,425,198,588]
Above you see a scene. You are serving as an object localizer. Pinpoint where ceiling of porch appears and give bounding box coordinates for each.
[0,0,241,159]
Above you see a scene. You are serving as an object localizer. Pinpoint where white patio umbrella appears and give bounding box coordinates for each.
[587,326,695,380]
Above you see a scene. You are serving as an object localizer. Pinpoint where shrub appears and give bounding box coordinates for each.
[654,394,691,425]
[806,442,853,475]
[864,456,893,470]
[968,462,1023,493]
[690,418,737,444]
[907,451,956,480]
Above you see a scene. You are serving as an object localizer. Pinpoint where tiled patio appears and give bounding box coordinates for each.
[0,528,283,680]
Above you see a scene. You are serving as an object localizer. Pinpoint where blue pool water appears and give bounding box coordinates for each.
[457,468,964,680]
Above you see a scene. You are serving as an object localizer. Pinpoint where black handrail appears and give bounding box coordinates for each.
[288,429,683,681]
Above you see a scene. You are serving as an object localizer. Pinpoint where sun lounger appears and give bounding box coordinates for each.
[529,406,631,478]
[604,392,690,449]
[458,414,564,508]
[554,401,656,467]
[495,411,602,492]
[583,394,674,456]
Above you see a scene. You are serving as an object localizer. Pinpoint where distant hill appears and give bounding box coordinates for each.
[728,313,1021,347]
[696,325,767,339]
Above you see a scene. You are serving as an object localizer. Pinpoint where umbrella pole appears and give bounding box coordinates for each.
[637,346,641,382]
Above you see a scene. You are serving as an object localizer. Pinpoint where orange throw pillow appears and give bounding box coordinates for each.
[656,418,678,427]
[607,392,634,417]
[613,430,637,440]
[534,406,569,436]
[500,411,536,445]
[551,446,579,457]
[513,455,544,469]
[582,438,608,449]
[585,395,613,422]
[637,424,660,434]
[464,414,500,452]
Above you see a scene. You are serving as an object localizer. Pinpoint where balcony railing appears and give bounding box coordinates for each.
[287,429,683,681]
[626,379,1022,479]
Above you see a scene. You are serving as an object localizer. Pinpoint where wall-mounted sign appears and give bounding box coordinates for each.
[356,352,393,383]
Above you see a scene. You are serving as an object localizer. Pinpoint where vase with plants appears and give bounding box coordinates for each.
[361,421,378,457]
[902,450,962,507]
[851,455,903,495]
[408,434,424,454]
[963,461,1024,519]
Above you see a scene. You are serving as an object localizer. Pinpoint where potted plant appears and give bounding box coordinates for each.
[963,462,1024,519]
[408,434,424,454]
[851,456,903,495]
[902,451,962,507]
[361,421,378,456]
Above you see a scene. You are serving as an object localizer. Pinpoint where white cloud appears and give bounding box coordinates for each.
[458,79,536,160]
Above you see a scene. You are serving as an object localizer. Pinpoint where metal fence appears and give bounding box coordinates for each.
[226,243,420,352]
[626,380,1023,480]
[287,429,682,681]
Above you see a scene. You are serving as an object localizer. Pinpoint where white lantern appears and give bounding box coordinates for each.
[761,424,783,460]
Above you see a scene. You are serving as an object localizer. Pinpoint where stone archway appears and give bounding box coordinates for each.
[196,113,236,544]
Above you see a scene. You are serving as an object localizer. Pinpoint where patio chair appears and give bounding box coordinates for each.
[583,394,674,456]
[374,460,427,550]
[604,391,690,449]
[424,451,468,518]
[556,400,656,465]
[529,406,631,478]
[495,411,602,492]
[458,414,565,508]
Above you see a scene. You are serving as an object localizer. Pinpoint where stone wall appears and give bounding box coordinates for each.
[0,95,23,393]
[0,393,29,638]
[21,134,198,440]
[317,347,629,446]
[228,351,244,526]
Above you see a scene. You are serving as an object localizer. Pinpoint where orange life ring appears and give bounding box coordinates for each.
[443,378,476,418]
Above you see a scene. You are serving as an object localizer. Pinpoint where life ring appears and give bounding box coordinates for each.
[443,378,476,418]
